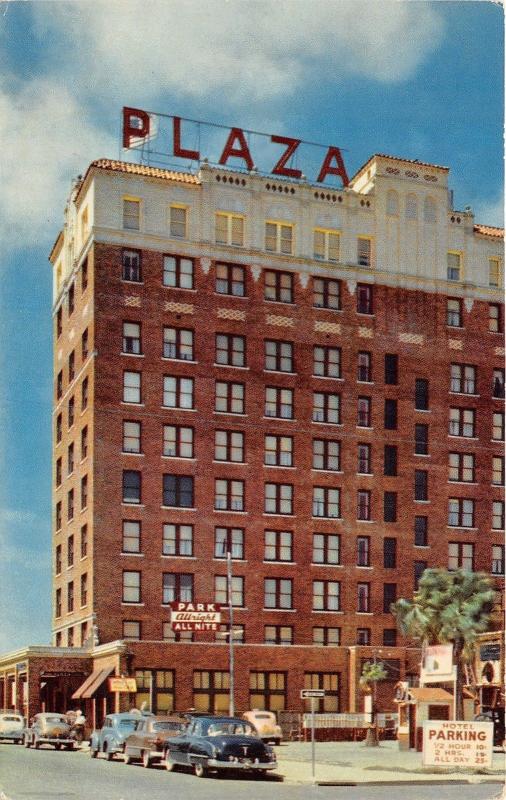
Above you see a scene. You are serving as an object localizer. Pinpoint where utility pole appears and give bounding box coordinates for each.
[227,548,235,717]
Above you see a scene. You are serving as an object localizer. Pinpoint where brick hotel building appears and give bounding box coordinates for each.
[1,153,503,722]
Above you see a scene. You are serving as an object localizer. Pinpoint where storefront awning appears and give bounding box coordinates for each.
[72,666,114,700]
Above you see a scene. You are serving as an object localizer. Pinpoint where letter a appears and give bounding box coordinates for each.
[219,128,254,170]
[317,147,349,186]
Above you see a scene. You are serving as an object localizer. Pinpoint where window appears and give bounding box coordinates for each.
[215,262,245,296]
[122,520,141,553]
[384,445,397,476]
[415,424,429,455]
[68,283,75,316]
[194,671,229,713]
[383,629,397,646]
[357,283,373,314]
[215,213,244,247]
[357,628,371,645]
[163,376,194,409]
[56,307,63,338]
[386,190,398,215]
[264,269,294,305]
[215,575,244,607]
[415,516,428,547]
[163,475,194,508]
[123,421,141,454]
[384,399,397,429]
[265,339,293,372]
[384,354,398,385]
[55,544,62,575]
[489,304,502,333]
[384,492,397,522]
[264,530,293,562]
[265,626,293,645]
[448,498,475,528]
[264,578,293,609]
[80,475,88,509]
[80,573,88,606]
[357,443,371,474]
[122,571,141,603]
[57,370,63,400]
[161,425,193,459]
[357,536,370,567]
[215,381,244,414]
[449,452,475,483]
[67,489,74,520]
[55,588,62,618]
[450,364,476,394]
[358,583,371,612]
[449,408,475,437]
[265,482,293,515]
[215,478,244,511]
[314,228,340,262]
[163,573,193,604]
[122,322,141,355]
[163,255,194,289]
[313,627,340,646]
[357,237,372,267]
[81,378,88,410]
[169,205,188,238]
[67,581,74,613]
[68,396,75,427]
[215,430,244,462]
[313,392,340,424]
[55,457,62,487]
[67,443,74,475]
[250,671,286,712]
[313,580,340,611]
[67,534,74,567]
[447,251,462,281]
[313,487,340,518]
[81,328,89,360]
[492,501,504,530]
[492,456,504,486]
[304,673,340,713]
[265,386,294,419]
[123,621,141,640]
[357,490,371,521]
[56,501,62,531]
[215,527,244,559]
[122,249,142,282]
[216,333,246,367]
[424,196,437,223]
[492,545,504,575]
[81,256,88,291]
[448,542,474,571]
[493,369,505,399]
[357,351,372,382]
[489,257,502,288]
[162,524,193,557]
[313,533,340,565]
[123,470,141,504]
[266,435,293,467]
[163,327,194,360]
[314,346,341,378]
[265,222,293,255]
[313,439,340,471]
[357,397,371,427]
[384,538,397,568]
[414,560,427,589]
[414,470,428,501]
[123,198,140,230]
[383,583,396,613]
[123,371,141,404]
[313,277,341,310]
[447,298,462,327]
[493,412,504,440]
[68,351,75,382]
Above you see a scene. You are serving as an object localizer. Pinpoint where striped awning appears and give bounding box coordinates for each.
[72,666,114,700]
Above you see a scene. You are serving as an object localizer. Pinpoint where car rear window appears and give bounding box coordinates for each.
[153,722,181,731]
[207,722,255,737]
[2,716,22,722]
[119,720,138,729]
[254,714,272,719]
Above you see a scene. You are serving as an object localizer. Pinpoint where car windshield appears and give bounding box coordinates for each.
[153,722,181,731]
[2,716,22,722]
[206,721,256,737]
[119,720,138,729]
[45,717,66,724]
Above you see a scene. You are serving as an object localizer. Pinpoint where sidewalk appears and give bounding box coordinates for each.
[276,740,506,785]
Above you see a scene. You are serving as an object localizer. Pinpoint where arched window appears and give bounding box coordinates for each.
[424,196,437,223]
[386,190,398,216]
[405,194,418,219]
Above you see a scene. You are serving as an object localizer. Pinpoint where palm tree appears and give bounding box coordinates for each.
[391,568,495,720]
[359,660,387,746]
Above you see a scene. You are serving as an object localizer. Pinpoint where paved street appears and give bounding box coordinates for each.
[0,744,503,800]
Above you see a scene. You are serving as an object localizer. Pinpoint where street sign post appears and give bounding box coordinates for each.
[300,689,326,781]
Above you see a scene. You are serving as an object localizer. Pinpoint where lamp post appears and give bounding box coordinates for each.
[227,548,235,717]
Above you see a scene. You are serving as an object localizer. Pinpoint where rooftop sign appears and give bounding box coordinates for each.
[122,107,349,187]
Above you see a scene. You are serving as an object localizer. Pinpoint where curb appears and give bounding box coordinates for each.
[316,779,504,786]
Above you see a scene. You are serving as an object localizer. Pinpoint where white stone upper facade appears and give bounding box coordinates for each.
[50,154,503,305]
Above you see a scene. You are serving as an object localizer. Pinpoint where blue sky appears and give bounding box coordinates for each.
[0,1,503,652]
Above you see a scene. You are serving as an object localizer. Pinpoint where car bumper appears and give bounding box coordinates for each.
[0,733,23,740]
[207,758,277,771]
[39,738,73,745]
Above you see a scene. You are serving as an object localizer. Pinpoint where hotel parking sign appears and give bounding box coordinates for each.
[422,721,493,768]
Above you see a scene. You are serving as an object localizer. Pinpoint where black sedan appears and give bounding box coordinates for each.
[163,715,277,778]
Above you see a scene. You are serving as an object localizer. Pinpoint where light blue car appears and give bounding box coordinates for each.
[89,712,140,760]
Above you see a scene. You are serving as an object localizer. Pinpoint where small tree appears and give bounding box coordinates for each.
[359,660,387,746]
[392,568,495,720]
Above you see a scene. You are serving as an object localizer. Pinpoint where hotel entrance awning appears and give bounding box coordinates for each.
[72,666,114,700]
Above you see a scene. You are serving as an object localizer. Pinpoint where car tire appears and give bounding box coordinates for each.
[165,757,176,772]
[90,747,98,758]
[274,739,281,746]
[142,750,151,768]
[54,744,62,751]
[103,744,113,761]
[194,762,207,778]
[34,739,40,750]
[24,737,31,748]
[123,752,132,765]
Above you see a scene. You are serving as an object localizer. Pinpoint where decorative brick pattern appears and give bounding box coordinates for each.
[495,347,505,356]
[217,308,246,321]
[448,339,463,350]
[266,314,294,327]
[399,333,424,344]
[124,296,141,307]
[164,301,194,314]
[315,321,341,334]
[358,326,373,338]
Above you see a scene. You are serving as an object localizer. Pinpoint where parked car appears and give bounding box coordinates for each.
[24,713,75,750]
[163,715,277,778]
[89,712,140,760]
[243,710,282,745]
[124,715,187,767]
[0,712,25,744]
